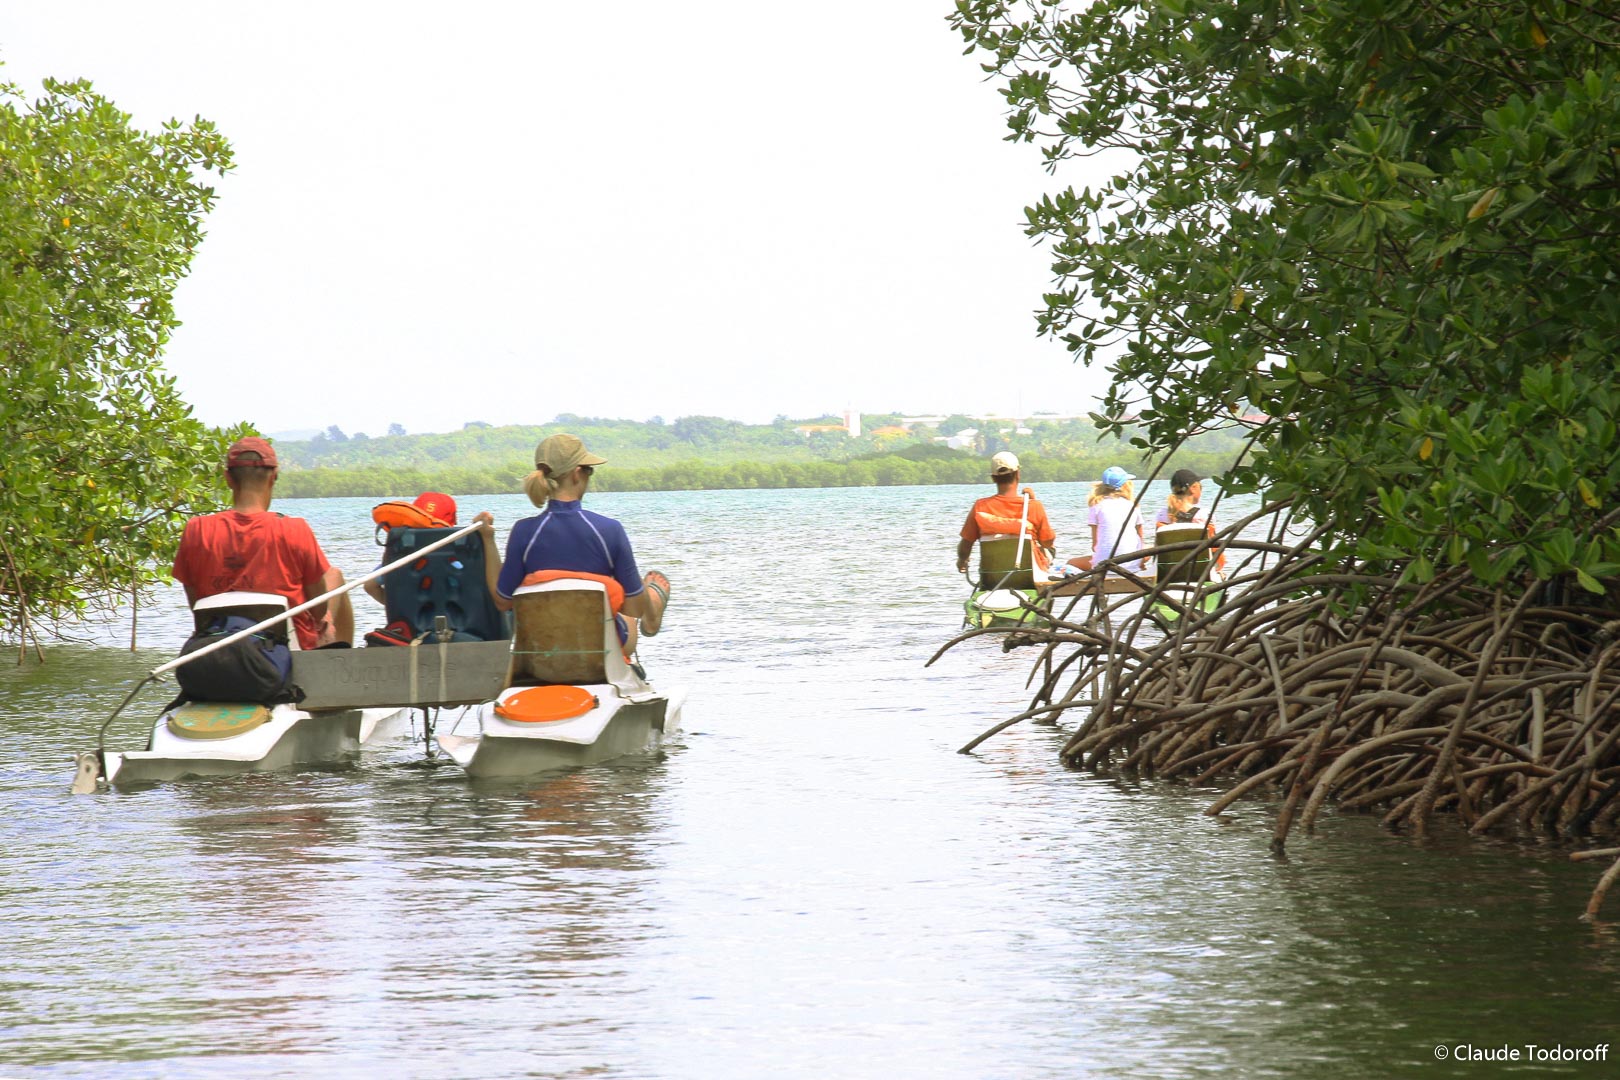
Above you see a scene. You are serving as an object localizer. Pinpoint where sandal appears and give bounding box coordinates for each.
[641,571,670,637]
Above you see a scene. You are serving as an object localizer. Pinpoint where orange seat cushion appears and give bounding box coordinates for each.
[495,685,598,723]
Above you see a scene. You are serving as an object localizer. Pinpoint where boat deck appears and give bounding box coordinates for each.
[1043,575,1154,597]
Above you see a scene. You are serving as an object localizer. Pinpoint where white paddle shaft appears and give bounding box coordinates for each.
[1012,488,1031,572]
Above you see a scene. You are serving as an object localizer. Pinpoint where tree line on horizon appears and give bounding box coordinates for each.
[274,411,1184,472]
[267,415,1250,499]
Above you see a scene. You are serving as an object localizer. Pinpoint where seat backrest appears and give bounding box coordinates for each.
[976,536,1035,590]
[379,526,509,641]
[508,580,633,686]
[1154,523,1212,585]
[192,591,290,643]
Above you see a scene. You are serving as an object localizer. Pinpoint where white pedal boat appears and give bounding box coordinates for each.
[436,579,685,779]
[73,592,411,790]
[82,701,406,788]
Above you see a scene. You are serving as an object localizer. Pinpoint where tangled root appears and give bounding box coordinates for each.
[937,500,1620,919]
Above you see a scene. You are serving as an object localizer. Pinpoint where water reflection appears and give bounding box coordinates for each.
[2,487,1614,1078]
[341,762,670,1076]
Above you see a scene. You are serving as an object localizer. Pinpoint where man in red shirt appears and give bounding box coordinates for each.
[955,451,1056,575]
[172,436,353,649]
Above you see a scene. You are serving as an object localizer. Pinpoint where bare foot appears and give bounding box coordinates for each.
[640,571,670,636]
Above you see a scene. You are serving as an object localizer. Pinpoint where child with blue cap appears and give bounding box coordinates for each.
[1065,466,1147,574]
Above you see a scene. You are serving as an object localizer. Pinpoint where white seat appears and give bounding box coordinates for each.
[191,591,293,644]
[193,591,287,612]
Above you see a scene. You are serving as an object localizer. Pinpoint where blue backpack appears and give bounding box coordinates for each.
[176,614,301,705]
[371,526,509,643]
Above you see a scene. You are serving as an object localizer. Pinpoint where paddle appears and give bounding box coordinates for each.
[1012,487,1031,576]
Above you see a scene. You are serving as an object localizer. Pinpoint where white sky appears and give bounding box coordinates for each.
[4,1,1118,436]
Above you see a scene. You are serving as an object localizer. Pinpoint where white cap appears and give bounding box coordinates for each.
[991,451,1019,475]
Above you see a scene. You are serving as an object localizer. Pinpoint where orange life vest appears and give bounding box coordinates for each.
[974,508,1039,537]
[371,501,453,531]
[519,569,626,614]
[973,488,1041,538]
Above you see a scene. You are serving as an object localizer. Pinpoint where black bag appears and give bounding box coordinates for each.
[175,615,303,705]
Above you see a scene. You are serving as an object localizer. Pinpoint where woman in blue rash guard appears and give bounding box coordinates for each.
[494,434,667,649]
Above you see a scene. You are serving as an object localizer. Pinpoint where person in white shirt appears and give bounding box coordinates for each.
[1066,466,1147,574]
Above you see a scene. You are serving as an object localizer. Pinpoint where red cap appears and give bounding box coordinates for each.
[225,436,278,468]
[413,491,456,525]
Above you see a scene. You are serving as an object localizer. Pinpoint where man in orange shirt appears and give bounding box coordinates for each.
[172,436,353,649]
[955,451,1056,575]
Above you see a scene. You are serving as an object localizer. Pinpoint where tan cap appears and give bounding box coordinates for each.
[535,433,607,474]
[991,451,1019,475]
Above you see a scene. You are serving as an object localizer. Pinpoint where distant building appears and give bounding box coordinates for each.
[900,412,1097,427]
[796,412,865,438]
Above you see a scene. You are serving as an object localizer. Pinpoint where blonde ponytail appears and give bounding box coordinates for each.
[522,465,560,508]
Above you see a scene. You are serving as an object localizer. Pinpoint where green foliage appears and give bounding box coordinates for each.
[279,416,809,473]
[950,0,1620,585]
[277,412,1229,474]
[269,413,1238,497]
[0,76,240,639]
[271,447,1235,498]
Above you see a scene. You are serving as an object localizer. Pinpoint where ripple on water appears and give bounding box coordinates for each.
[2,487,1615,1078]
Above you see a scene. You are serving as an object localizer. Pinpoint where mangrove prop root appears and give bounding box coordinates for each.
[934,500,1620,918]
[1582,854,1620,922]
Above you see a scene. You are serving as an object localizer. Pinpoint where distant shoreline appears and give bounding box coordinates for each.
[272,449,1237,500]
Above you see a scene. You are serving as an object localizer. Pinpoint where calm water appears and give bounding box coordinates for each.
[1,485,1615,1079]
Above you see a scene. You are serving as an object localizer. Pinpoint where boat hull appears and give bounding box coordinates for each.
[1146,584,1223,629]
[437,687,685,779]
[1045,574,1154,597]
[98,705,406,786]
[963,588,1047,630]
[966,572,1162,629]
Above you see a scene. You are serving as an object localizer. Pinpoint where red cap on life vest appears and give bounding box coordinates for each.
[413,492,457,525]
